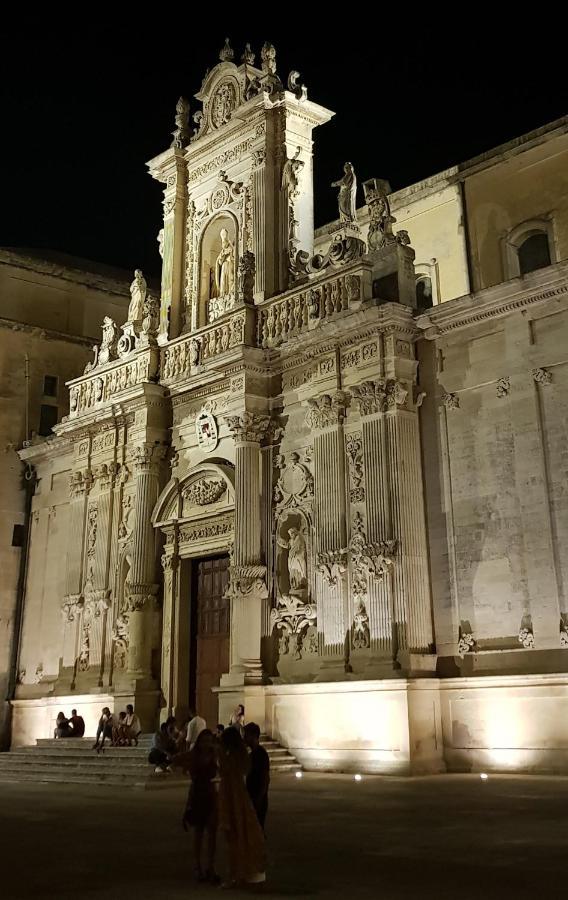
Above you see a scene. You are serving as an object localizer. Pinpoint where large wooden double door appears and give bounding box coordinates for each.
[191,555,230,730]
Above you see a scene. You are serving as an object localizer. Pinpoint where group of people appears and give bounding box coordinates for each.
[92,704,141,752]
[53,709,85,739]
[150,705,270,888]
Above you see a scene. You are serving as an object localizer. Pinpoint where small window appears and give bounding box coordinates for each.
[43,375,58,397]
[518,232,551,276]
[416,275,433,309]
[12,524,25,547]
[38,404,58,436]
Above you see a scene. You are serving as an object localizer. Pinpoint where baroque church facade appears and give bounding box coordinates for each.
[11,41,568,774]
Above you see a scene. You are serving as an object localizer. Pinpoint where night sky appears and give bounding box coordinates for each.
[1,16,565,280]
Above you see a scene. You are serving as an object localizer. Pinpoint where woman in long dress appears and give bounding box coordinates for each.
[228,704,245,737]
[182,729,219,883]
[218,726,266,887]
[215,228,234,298]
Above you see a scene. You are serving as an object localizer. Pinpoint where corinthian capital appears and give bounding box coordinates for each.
[131,444,168,474]
[350,379,408,416]
[305,391,347,430]
[225,411,271,444]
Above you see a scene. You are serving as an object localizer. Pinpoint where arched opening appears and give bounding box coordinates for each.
[415,274,433,309]
[518,232,551,275]
[199,214,237,326]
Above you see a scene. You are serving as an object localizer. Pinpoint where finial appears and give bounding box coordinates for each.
[241,43,255,66]
[219,37,234,62]
[171,96,191,149]
[261,42,277,75]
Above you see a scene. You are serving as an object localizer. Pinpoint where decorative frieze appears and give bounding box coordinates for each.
[349,512,396,581]
[69,468,93,498]
[179,516,233,544]
[162,311,245,382]
[69,349,158,417]
[345,432,365,503]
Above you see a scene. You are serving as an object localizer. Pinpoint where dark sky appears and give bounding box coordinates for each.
[1,15,565,280]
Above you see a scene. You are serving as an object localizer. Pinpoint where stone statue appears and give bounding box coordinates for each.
[157,228,164,259]
[215,228,235,298]
[139,295,160,345]
[261,42,277,75]
[281,146,304,199]
[238,251,255,303]
[98,317,118,365]
[128,269,147,323]
[332,162,357,224]
[278,527,308,592]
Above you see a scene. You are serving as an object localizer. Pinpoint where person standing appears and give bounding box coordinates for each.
[228,704,245,738]
[218,726,266,888]
[244,723,270,831]
[186,709,207,750]
[182,729,219,883]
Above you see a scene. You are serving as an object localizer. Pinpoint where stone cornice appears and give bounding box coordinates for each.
[416,261,568,339]
[0,316,94,347]
[0,249,130,297]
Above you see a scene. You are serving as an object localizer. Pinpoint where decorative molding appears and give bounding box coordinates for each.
[316,550,348,586]
[305,391,347,430]
[273,451,313,514]
[352,600,370,650]
[225,411,271,443]
[345,431,365,503]
[349,512,396,581]
[441,392,460,411]
[496,377,510,399]
[532,367,552,385]
[270,595,317,660]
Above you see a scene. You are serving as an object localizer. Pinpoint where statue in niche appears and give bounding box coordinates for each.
[282,147,304,199]
[277,526,307,593]
[215,228,235,298]
[128,269,147,323]
[332,162,357,224]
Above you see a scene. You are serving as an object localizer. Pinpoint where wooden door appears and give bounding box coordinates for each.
[194,555,230,730]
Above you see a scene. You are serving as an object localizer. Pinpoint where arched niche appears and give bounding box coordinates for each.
[274,507,312,602]
[198,213,238,326]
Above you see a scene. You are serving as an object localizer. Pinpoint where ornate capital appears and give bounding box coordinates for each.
[350,379,408,416]
[225,411,271,444]
[161,553,179,574]
[69,468,93,498]
[305,391,348,430]
[93,462,118,491]
[226,564,268,599]
[132,445,167,475]
[61,594,84,622]
[349,513,396,580]
[123,582,159,613]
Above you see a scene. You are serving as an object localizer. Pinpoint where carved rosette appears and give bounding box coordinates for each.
[350,380,408,416]
[270,595,317,660]
[225,411,271,444]
[305,391,348,430]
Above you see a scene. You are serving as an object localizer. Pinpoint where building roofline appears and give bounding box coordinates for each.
[0,248,133,297]
[315,114,568,240]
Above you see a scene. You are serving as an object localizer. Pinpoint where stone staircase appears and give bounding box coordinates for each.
[0,734,300,787]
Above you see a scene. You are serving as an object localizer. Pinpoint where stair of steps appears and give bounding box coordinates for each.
[0,734,301,787]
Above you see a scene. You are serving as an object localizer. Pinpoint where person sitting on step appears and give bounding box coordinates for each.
[148,722,176,773]
[113,711,129,746]
[68,709,85,738]
[54,711,71,739]
[124,703,142,746]
[93,707,115,752]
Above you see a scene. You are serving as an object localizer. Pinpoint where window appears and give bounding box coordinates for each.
[12,524,25,547]
[502,218,556,280]
[38,404,58,436]
[43,375,58,397]
[518,232,551,275]
[416,275,433,309]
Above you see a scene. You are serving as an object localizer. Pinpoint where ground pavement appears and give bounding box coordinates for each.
[0,772,567,899]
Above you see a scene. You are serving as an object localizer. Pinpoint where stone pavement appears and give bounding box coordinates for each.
[1,772,567,899]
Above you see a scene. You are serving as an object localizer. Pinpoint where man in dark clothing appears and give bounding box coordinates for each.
[69,709,85,737]
[244,722,270,830]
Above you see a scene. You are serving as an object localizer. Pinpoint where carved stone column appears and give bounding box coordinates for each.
[225,411,271,683]
[160,549,179,720]
[351,379,434,665]
[307,392,349,667]
[62,467,92,685]
[125,445,164,677]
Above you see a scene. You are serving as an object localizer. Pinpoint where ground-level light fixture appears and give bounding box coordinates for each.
[480,773,489,781]
[354,773,362,782]
[295,771,303,779]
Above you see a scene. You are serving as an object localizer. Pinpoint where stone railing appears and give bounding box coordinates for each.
[67,347,159,418]
[257,266,370,349]
[161,306,252,383]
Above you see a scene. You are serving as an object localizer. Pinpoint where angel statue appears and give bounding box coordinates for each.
[277,526,307,592]
[331,162,357,224]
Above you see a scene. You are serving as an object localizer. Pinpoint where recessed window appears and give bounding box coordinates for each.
[518,232,551,276]
[43,375,58,397]
[38,404,58,436]
[12,524,25,547]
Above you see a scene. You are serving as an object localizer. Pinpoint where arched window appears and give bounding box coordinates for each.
[517,232,551,275]
[416,274,433,309]
[502,218,556,280]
